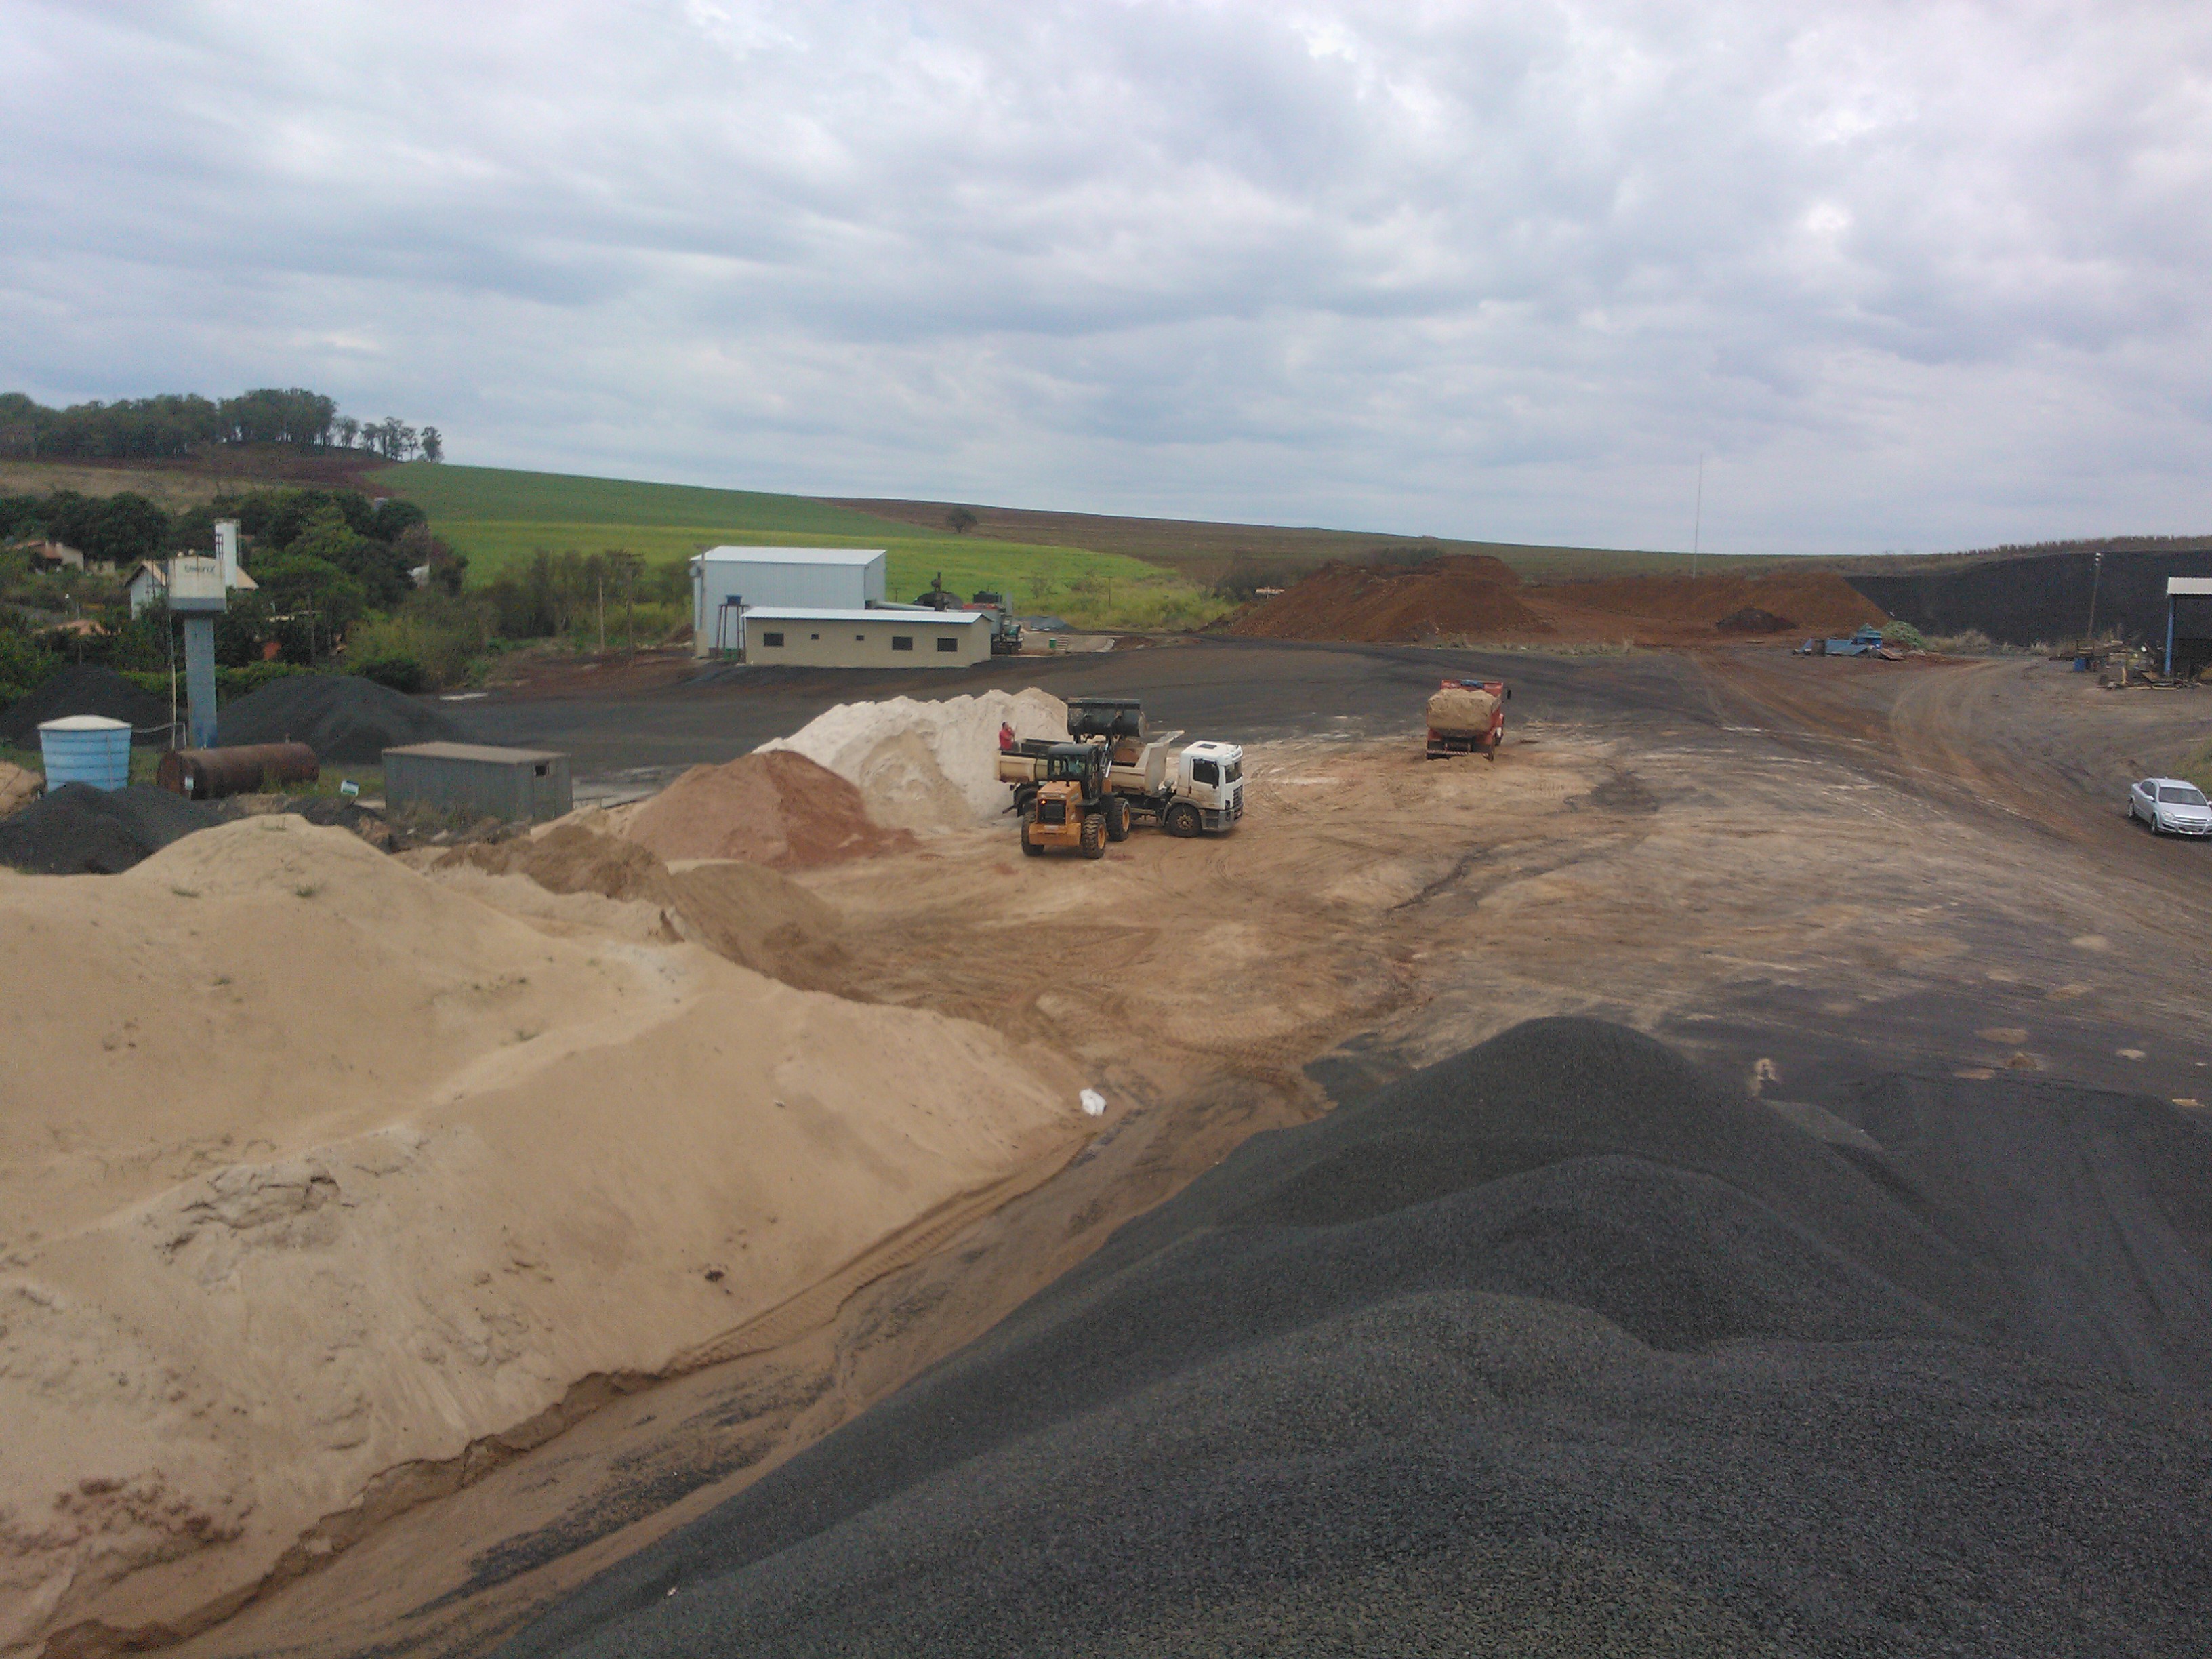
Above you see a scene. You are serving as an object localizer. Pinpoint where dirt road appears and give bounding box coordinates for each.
[163,643,2212,1659]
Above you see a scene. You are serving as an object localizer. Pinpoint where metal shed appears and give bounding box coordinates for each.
[2167,577,2212,678]
[383,742,573,821]
[691,548,888,657]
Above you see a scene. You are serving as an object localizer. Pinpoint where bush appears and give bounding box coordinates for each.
[1881,621,1927,651]
[350,653,430,695]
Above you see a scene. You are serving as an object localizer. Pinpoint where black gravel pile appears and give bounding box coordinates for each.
[0,782,219,874]
[217,672,464,763]
[0,665,173,747]
[498,1019,2212,1659]
[1847,545,2212,647]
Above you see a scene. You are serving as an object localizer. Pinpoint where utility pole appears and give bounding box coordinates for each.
[1692,452,1704,581]
[596,570,605,654]
[2085,549,2103,643]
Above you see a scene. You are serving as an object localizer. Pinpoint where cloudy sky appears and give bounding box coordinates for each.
[3,1,2209,554]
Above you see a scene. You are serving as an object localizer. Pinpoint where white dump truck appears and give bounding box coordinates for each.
[998,699,1245,838]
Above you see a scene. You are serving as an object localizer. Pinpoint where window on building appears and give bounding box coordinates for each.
[761,631,785,647]
[892,636,914,651]
[936,636,959,652]
[811,632,821,640]
[855,634,866,641]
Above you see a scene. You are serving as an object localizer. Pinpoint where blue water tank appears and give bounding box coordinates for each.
[38,716,133,791]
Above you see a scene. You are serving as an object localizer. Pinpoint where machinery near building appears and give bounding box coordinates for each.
[1425,679,1509,760]
[999,698,1245,838]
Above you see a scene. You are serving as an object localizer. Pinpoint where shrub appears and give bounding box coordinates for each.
[350,653,429,695]
[1881,621,1927,651]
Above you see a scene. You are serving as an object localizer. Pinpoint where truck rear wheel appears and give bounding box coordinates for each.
[1080,814,1107,859]
[1166,802,1201,838]
[1104,795,1131,842]
[1020,812,1044,855]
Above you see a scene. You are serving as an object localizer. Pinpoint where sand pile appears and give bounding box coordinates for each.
[621,750,914,867]
[0,665,173,747]
[504,1018,2212,1658]
[434,818,855,989]
[218,673,466,763]
[0,759,36,818]
[756,689,1068,832]
[1231,555,1553,643]
[0,781,220,874]
[0,819,1087,1653]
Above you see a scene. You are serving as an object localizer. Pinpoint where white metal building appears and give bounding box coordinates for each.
[690,546,888,657]
[741,607,991,668]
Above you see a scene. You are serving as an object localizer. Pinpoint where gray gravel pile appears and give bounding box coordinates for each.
[0,782,218,874]
[216,673,464,763]
[0,665,173,747]
[496,1018,2212,1659]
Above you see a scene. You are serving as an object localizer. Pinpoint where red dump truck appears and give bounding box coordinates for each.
[1425,678,1509,760]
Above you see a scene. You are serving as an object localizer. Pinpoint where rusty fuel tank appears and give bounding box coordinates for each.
[155,743,320,800]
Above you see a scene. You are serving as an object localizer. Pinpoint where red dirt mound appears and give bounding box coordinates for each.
[622,749,915,868]
[1230,556,1552,643]
[1534,571,1883,639]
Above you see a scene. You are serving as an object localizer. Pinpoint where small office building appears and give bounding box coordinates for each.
[742,608,992,668]
[691,546,888,657]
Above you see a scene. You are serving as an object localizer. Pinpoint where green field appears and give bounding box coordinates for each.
[367,463,1230,629]
[367,462,925,537]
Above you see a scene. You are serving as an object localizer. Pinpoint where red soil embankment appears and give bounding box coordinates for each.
[1230,556,1552,642]
[1533,571,1886,641]
[1228,558,1887,647]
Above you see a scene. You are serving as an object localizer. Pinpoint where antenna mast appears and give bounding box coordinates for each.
[1692,453,1704,581]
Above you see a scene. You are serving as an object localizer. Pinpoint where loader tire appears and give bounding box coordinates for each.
[1166,802,1201,838]
[1080,814,1107,859]
[1105,795,1131,842]
[1021,813,1044,855]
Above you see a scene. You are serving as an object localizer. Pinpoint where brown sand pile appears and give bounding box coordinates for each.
[434,819,853,991]
[621,749,915,867]
[1231,555,1553,642]
[0,760,37,818]
[0,821,1085,1652]
[1537,570,1885,636]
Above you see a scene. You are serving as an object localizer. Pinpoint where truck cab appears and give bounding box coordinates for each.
[1167,741,1244,836]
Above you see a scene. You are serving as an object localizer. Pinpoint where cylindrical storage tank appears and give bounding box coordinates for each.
[38,716,133,791]
[155,743,320,800]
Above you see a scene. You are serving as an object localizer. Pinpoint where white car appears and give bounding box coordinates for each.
[2130,777,2212,836]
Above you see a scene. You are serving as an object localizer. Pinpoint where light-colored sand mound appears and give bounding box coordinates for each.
[0,760,36,819]
[434,817,855,989]
[756,689,1068,832]
[621,748,914,867]
[0,820,1085,1652]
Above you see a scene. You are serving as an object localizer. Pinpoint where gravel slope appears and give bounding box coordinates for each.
[493,1017,2212,1658]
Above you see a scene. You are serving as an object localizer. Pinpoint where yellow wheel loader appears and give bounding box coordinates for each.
[1019,743,1111,860]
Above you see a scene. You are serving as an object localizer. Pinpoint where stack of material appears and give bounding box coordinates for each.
[0,819,1086,1653]
[620,750,914,867]
[756,689,1068,832]
[499,1018,2212,1658]
[0,782,219,874]
[1231,555,1552,642]
[0,759,37,818]
[437,818,854,989]
[217,674,466,763]
[0,665,171,747]
[1425,684,1500,737]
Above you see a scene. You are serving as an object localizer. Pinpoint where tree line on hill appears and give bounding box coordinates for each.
[0,388,442,463]
[0,484,695,711]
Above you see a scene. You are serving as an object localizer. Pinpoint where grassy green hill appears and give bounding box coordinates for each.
[363,462,1225,629]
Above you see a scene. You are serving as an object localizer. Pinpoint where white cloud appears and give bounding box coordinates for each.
[1,0,2209,553]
